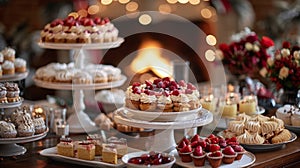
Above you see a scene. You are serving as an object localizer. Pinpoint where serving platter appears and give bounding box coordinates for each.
[40,146,139,168]
[37,38,124,50]
[218,131,297,152]
[0,71,29,82]
[171,150,256,168]
[33,75,127,90]
[123,105,202,122]
[285,125,300,134]
[0,97,24,108]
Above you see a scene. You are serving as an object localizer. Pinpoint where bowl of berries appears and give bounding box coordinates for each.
[122,151,176,168]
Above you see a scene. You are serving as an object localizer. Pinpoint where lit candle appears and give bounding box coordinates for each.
[56,123,69,137]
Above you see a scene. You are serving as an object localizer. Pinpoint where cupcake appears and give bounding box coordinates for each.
[2,60,15,75]
[207,151,224,168]
[178,145,193,163]
[14,58,27,73]
[276,104,293,125]
[2,47,15,62]
[222,146,237,164]
[191,146,206,167]
[18,122,35,137]
[233,145,246,160]
[0,121,17,138]
[5,82,20,102]
[33,117,46,134]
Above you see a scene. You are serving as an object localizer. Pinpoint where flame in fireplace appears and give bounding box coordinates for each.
[130,40,172,78]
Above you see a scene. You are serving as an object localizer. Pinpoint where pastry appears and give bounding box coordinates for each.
[14,58,27,73]
[260,121,278,135]
[207,151,223,168]
[178,144,193,163]
[232,145,246,160]
[291,107,300,126]
[2,60,15,75]
[237,130,265,144]
[139,91,157,111]
[33,117,46,134]
[77,141,95,160]
[271,129,291,144]
[244,121,261,134]
[5,82,20,102]
[57,137,74,157]
[18,122,35,137]
[228,120,245,135]
[236,113,251,122]
[102,143,118,164]
[220,101,237,118]
[72,71,92,84]
[0,86,7,103]
[275,104,293,125]
[2,47,15,62]
[222,146,237,164]
[200,96,217,113]
[157,91,173,112]
[191,146,206,167]
[87,134,103,156]
[89,69,108,83]
[0,121,17,138]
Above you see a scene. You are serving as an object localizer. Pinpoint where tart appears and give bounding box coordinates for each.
[191,145,206,167]
[222,146,237,164]
[207,151,223,168]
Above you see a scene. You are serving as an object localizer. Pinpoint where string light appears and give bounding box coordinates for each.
[119,0,130,4]
[77,9,88,17]
[206,34,217,46]
[189,0,200,5]
[201,8,212,19]
[158,4,172,14]
[166,0,177,4]
[126,1,139,12]
[101,0,113,5]
[88,5,100,15]
[205,50,216,62]
[178,0,189,4]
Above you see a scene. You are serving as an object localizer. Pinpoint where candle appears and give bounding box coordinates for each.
[220,98,237,118]
[56,123,69,137]
[239,95,257,115]
[201,94,217,112]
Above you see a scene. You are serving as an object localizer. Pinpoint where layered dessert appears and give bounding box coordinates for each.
[125,77,201,112]
[77,141,95,160]
[276,104,300,126]
[40,16,119,43]
[57,137,74,157]
[102,143,118,164]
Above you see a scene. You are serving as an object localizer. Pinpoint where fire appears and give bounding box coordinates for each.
[130,40,172,78]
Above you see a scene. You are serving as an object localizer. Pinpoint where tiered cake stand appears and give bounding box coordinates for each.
[36,38,126,133]
[113,107,213,152]
[0,72,48,156]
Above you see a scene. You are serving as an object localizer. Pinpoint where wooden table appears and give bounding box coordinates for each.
[1,129,300,168]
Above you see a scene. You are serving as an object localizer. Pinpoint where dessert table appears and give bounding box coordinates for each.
[0,128,300,168]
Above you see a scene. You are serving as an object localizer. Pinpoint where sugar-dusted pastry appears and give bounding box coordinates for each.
[0,121,17,138]
[236,113,251,122]
[72,71,92,84]
[107,137,127,159]
[55,70,74,83]
[0,86,7,103]
[271,129,291,144]
[237,130,265,144]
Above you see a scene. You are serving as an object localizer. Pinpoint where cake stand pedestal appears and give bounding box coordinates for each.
[113,108,213,152]
[37,39,125,133]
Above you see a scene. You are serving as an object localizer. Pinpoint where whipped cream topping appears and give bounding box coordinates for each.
[2,60,14,69]
[2,47,15,57]
[55,70,74,81]
[33,118,45,128]
[14,58,26,67]
[18,122,35,132]
[0,121,16,133]
[140,93,157,103]
[157,95,172,104]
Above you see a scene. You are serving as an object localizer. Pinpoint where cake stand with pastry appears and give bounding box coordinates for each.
[36,15,126,133]
[113,78,214,152]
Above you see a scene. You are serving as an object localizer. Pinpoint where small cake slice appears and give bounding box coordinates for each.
[102,143,118,164]
[87,134,103,156]
[107,137,128,159]
[57,137,74,157]
[77,141,95,160]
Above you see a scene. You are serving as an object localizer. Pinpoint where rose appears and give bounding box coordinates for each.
[259,67,268,77]
[279,66,289,79]
[261,36,275,48]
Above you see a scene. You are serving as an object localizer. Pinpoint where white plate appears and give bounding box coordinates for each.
[171,150,255,168]
[123,105,202,122]
[33,75,127,90]
[218,131,297,152]
[0,71,29,82]
[0,128,48,144]
[40,146,139,168]
[285,125,300,134]
[0,97,24,108]
[122,151,176,168]
[37,38,124,50]
[113,108,213,130]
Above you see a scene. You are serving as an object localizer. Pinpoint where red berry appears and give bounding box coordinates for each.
[145,80,153,87]
[128,157,143,164]
[153,158,162,165]
[163,91,169,97]
[193,146,204,156]
[94,17,102,24]
[153,78,162,85]
[208,134,216,139]
[133,87,141,94]
[209,151,222,157]
[187,83,196,90]
[185,89,193,94]
[199,140,207,149]
[132,82,141,88]
[171,89,180,96]
[233,145,244,152]
[178,80,186,87]
[209,144,220,152]
[103,17,110,23]
[180,145,192,153]
[191,134,200,143]
[223,146,236,155]
[162,77,171,82]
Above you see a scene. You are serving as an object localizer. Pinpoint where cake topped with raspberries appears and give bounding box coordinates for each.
[125,77,201,112]
[40,15,119,43]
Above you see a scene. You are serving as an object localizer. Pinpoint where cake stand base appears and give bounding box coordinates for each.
[149,129,176,153]
[67,111,98,133]
[0,144,26,156]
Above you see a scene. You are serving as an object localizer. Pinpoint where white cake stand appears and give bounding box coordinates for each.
[37,39,125,133]
[113,108,213,152]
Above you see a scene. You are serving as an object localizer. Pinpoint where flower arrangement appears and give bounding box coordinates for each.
[218,28,274,76]
[260,41,300,90]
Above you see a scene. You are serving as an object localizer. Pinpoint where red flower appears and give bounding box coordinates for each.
[282,41,290,48]
[261,36,274,48]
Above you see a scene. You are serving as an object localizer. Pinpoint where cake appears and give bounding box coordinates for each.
[57,137,74,157]
[14,58,27,73]
[222,146,237,164]
[87,134,103,156]
[191,145,206,167]
[102,143,118,164]
[125,78,201,112]
[77,141,95,160]
[239,95,257,115]
[40,16,119,44]
[2,60,15,75]
[207,151,223,168]
[0,121,17,138]
[107,137,128,159]
[33,117,46,134]
[2,47,15,62]
[5,82,20,102]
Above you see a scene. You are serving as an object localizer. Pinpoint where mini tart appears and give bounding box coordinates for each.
[178,151,193,163]
[222,151,237,164]
[207,152,224,168]
[191,153,206,167]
